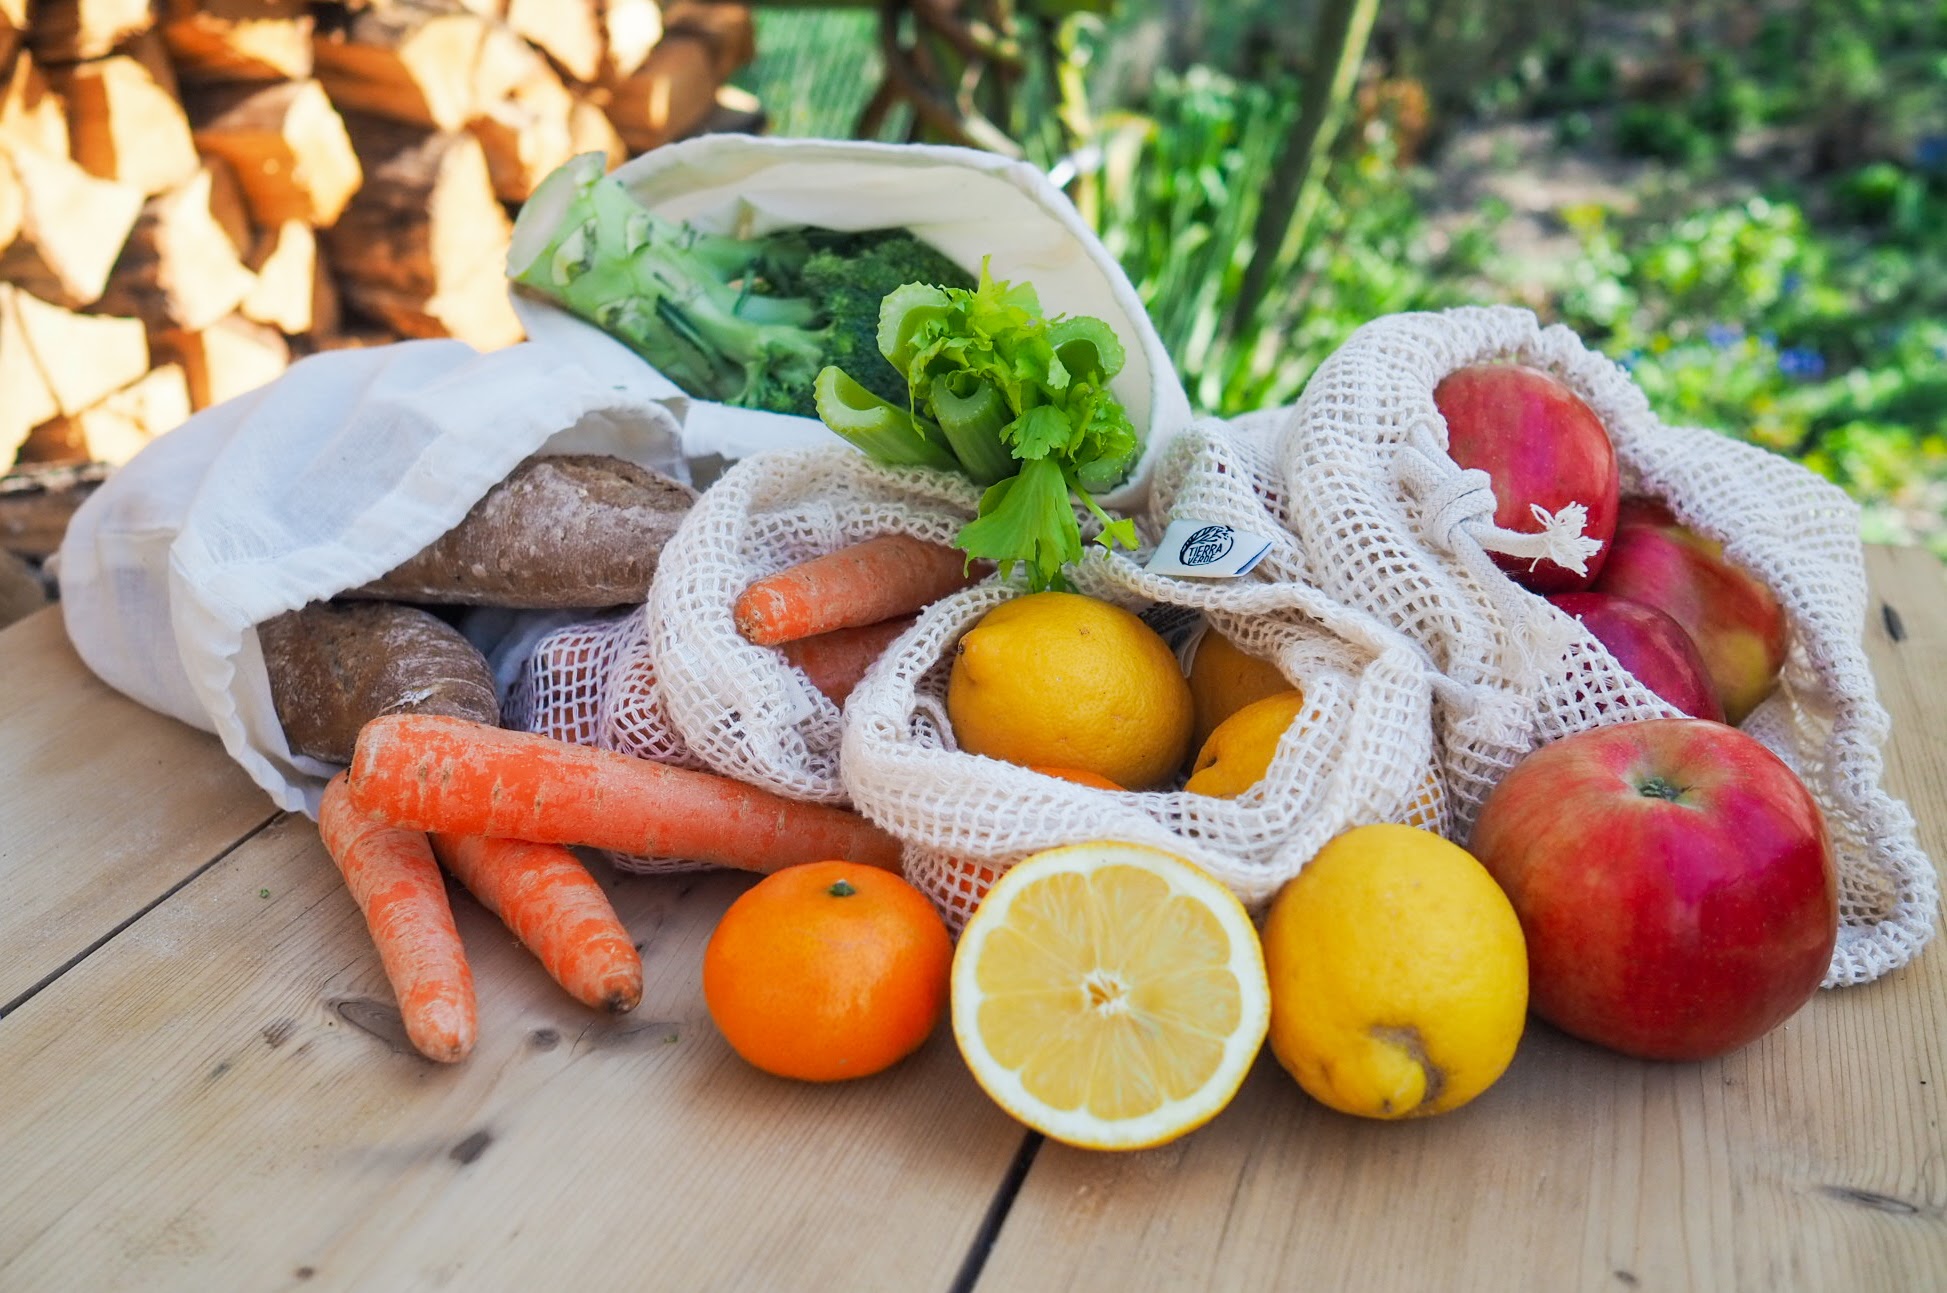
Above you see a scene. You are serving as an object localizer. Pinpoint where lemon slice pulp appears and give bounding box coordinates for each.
[951,841,1269,1150]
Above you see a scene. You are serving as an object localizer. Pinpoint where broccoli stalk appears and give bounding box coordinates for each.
[507,153,973,416]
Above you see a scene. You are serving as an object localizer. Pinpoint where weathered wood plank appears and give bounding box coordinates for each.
[0,608,278,1008]
[974,544,1947,1292]
[0,814,1024,1291]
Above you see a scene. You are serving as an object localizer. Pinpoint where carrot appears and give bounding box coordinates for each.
[318,772,477,1064]
[348,714,906,874]
[779,614,917,706]
[428,834,643,1014]
[734,534,981,646]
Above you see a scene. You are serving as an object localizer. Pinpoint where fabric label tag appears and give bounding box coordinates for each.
[1144,519,1275,578]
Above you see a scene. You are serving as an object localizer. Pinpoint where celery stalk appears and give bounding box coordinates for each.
[1047,315,1127,382]
[877,283,953,371]
[929,374,1018,486]
[813,366,960,471]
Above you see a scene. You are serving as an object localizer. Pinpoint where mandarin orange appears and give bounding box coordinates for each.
[702,861,952,1082]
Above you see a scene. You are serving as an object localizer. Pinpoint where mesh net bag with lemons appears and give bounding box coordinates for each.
[841,414,1445,932]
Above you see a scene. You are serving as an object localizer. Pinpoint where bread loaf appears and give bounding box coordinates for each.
[260,601,501,765]
[350,455,698,609]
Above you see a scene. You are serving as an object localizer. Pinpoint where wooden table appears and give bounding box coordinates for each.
[3,546,1944,1293]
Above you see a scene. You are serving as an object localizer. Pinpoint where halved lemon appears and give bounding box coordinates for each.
[950,841,1270,1151]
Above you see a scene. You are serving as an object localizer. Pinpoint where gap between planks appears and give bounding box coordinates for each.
[0,810,285,1021]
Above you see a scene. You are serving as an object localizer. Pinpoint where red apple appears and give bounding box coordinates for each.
[1434,363,1620,593]
[1470,718,1836,1061]
[1591,498,1789,725]
[1548,591,1725,722]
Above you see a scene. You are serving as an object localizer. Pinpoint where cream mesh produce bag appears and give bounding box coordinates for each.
[842,416,1444,931]
[1273,304,1936,985]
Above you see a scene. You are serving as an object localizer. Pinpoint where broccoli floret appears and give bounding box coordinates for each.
[795,232,973,413]
[507,154,974,417]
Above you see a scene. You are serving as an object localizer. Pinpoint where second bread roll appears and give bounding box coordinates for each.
[352,455,698,609]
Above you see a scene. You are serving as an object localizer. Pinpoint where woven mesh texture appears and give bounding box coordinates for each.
[843,417,1443,932]
[503,609,711,874]
[1273,305,1937,986]
[646,448,987,802]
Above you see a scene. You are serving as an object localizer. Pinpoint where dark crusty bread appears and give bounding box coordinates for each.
[349,454,697,609]
[260,601,501,765]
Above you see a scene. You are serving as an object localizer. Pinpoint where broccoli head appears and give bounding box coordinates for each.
[507,154,974,417]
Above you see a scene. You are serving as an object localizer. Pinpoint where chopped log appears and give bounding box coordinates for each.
[313,2,530,132]
[1,0,24,66]
[1,50,72,157]
[0,148,20,254]
[0,461,110,559]
[0,144,145,308]
[506,0,603,84]
[241,217,339,336]
[152,313,291,410]
[17,364,193,467]
[0,283,149,423]
[568,97,625,170]
[203,153,255,255]
[660,3,757,81]
[606,8,757,155]
[55,49,202,195]
[96,166,260,331]
[309,325,400,352]
[600,0,663,85]
[161,0,315,84]
[27,0,155,64]
[469,52,574,200]
[186,78,363,226]
[0,287,62,461]
[323,116,521,350]
[705,82,766,136]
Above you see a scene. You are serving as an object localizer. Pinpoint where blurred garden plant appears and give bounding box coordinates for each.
[735,0,1944,555]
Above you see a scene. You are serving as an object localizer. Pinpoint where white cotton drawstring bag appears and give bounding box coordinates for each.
[511,133,1192,507]
[57,340,686,817]
[1274,305,1937,985]
[840,415,1444,930]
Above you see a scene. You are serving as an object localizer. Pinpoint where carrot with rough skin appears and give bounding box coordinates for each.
[734,534,982,646]
[780,614,917,705]
[349,714,905,874]
[318,772,477,1064]
[429,834,643,1014]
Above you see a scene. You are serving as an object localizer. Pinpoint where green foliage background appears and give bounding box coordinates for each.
[734,1,1947,555]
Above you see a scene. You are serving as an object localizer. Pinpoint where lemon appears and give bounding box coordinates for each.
[1184,690,1308,798]
[947,592,1194,790]
[951,841,1270,1150]
[1262,824,1527,1119]
[1187,628,1291,752]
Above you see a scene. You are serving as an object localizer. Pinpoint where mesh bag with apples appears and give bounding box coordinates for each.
[1272,304,1936,986]
[842,414,1445,931]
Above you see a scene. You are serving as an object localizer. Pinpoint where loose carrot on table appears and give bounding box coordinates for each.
[779,614,917,706]
[349,714,905,874]
[318,772,477,1064]
[733,534,981,646]
[428,834,643,1015]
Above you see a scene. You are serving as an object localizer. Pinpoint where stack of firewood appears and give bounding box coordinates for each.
[1,0,759,488]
